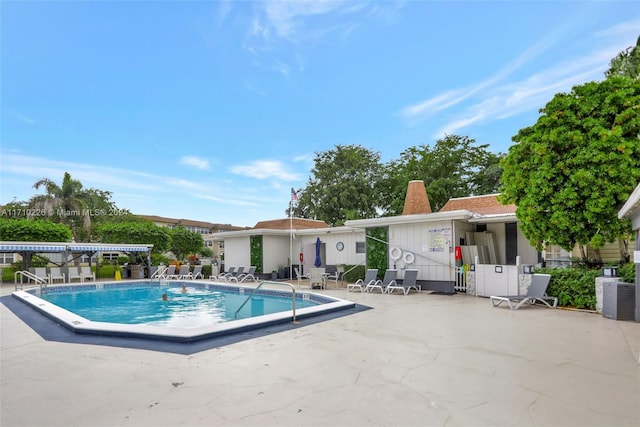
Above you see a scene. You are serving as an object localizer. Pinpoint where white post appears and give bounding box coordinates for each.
[289,200,293,281]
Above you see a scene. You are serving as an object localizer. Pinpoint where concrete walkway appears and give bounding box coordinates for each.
[2,283,639,426]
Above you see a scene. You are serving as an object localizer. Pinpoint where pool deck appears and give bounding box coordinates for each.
[2,280,639,426]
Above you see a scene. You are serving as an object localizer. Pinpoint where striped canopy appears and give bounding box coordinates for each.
[0,242,152,253]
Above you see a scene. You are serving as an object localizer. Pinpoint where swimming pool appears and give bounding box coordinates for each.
[12,280,355,342]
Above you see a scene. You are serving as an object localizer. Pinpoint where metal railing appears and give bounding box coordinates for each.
[14,270,48,291]
[234,281,297,322]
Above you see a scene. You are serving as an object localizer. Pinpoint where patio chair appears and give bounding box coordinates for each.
[366,269,398,294]
[49,267,66,284]
[174,265,190,279]
[81,266,96,282]
[387,269,421,295]
[490,273,558,309]
[325,265,343,288]
[232,266,245,279]
[295,267,310,286]
[347,268,378,292]
[310,268,325,289]
[158,265,176,279]
[68,267,83,283]
[186,265,203,279]
[217,266,236,280]
[238,266,258,282]
[30,267,49,284]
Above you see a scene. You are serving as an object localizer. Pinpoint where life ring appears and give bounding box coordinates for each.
[390,247,402,261]
[299,253,304,262]
[403,251,415,265]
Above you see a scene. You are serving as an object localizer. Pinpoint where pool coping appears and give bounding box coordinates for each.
[11,280,358,344]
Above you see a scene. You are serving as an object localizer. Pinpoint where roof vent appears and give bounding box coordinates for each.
[402,180,432,215]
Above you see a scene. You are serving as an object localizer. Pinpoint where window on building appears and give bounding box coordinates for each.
[102,253,119,262]
[0,253,14,265]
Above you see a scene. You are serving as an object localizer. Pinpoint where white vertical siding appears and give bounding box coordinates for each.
[223,236,250,271]
[263,236,290,273]
[516,225,539,265]
[388,220,455,281]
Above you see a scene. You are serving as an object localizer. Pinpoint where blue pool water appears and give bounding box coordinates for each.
[37,283,318,328]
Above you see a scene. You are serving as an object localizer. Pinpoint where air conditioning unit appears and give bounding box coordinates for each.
[602,282,636,321]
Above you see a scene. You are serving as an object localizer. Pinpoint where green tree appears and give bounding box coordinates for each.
[0,218,73,241]
[500,76,640,262]
[381,135,503,214]
[31,172,92,241]
[605,36,640,80]
[291,145,384,226]
[95,221,171,253]
[170,226,204,261]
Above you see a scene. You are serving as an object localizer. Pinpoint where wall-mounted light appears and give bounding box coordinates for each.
[495,266,503,273]
[522,265,534,274]
[602,266,618,277]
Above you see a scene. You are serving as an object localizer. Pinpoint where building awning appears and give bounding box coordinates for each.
[0,243,67,252]
[68,244,151,252]
[0,242,153,253]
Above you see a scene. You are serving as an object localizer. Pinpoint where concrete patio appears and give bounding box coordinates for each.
[1,282,639,426]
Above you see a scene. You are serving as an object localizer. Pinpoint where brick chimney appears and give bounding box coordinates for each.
[402,180,432,215]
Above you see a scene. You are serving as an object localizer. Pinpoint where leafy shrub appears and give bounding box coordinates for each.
[366,227,388,279]
[98,264,117,279]
[343,265,365,283]
[201,264,212,278]
[538,267,598,309]
[619,262,637,283]
[151,253,171,266]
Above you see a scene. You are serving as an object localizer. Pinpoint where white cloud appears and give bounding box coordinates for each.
[230,160,301,181]
[4,109,36,124]
[243,1,394,77]
[195,193,260,207]
[401,19,640,138]
[180,156,210,170]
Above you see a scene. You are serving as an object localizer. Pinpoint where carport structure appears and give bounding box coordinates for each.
[0,241,153,280]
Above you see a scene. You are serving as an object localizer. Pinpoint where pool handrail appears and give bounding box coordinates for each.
[234,281,297,323]
[14,270,48,291]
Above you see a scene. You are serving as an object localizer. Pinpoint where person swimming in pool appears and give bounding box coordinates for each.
[181,284,187,293]
[161,293,169,301]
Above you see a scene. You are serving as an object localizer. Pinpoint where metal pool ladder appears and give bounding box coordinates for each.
[14,270,48,291]
[234,281,297,323]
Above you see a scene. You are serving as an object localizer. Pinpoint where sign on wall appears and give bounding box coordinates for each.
[428,227,451,252]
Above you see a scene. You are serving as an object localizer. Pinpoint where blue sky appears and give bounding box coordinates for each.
[1,1,638,227]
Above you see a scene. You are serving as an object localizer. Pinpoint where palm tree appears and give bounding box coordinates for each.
[31,172,91,241]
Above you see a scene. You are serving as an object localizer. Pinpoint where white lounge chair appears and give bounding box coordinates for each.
[231,266,244,280]
[156,265,175,279]
[218,267,236,281]
[387,269,421,295]
[174,265,190,279]
[68,267,83,283]
[490,274,558,309]
[310,268,325,289]
[366,269,397,293]
[81,266,95,282]
[348,269,378,292]
[186,265,203,279]
[238,266,257,282]
[31,267,49,284]
[295,267,310,286]
[49,267,66,284]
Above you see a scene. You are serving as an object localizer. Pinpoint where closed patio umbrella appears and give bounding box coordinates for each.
[314,237,322,267]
